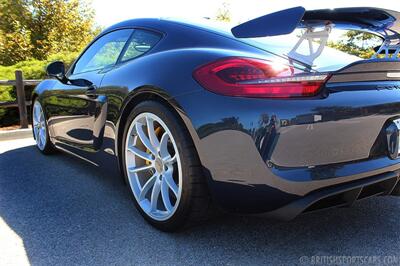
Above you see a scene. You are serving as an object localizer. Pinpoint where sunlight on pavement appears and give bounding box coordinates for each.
[0,138,34,265]
[0,138,35,154]
[0,217,30,266]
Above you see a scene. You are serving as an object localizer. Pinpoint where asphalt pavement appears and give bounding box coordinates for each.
[1,138,400,266]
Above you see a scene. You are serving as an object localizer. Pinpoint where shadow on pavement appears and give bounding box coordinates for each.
[0,144,399,265]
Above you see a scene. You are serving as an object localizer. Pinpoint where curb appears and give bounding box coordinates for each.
[0,128,32,141]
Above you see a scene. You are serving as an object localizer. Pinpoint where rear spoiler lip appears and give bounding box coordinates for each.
[232,7,400,39]
[231,7,305,38]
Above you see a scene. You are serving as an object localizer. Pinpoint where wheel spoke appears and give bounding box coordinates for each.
[139,174,157,200]
[39,130,44,147]
[36,129,41,146]
[127,146,152,161]
[34,127,39,141]
[34,105,41,121]
[40,128,46,144]
[150,178,162,211]
[33,114,38,125]
[161,178,173,212]
[135,122,157,155]
[146,116,160,149]
[33,110,38,123]
[128,164,153,174]
[159,132,171,158]
[163,155,177,165]
[163,169,178,197]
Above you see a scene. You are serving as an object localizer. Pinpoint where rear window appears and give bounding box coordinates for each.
[241,29,382,72]
[172,19,384,71]
[120,29,161,62]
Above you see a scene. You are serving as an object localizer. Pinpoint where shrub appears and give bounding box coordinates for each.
[0,51,79,126]
[0,51,79,80]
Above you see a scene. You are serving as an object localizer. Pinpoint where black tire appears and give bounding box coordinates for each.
[121,100,212,232]
[32,99,56,155]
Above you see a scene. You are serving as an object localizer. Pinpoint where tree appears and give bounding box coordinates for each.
[0,0,100,66]
[0,0,32,65]
[215,2,231,22]
[327,30,382,59]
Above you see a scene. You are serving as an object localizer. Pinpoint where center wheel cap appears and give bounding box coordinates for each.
[155,158,164,174]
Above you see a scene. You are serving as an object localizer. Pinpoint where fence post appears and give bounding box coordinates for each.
[15,70,29,129]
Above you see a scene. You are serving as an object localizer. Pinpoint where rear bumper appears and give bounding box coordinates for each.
[266,171,400,220]
[174,85,400,214]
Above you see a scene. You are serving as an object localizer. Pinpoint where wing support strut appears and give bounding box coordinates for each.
[287,24,333,67]
[372,31,400,59]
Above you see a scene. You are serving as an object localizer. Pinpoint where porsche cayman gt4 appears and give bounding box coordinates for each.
[32,7,400,231]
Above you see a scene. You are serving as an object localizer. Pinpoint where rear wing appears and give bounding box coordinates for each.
[232,7,400,66]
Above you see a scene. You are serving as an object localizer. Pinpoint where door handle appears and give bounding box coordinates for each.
[85,85,97,97]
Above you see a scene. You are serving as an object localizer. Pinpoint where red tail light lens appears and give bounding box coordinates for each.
[193,57,328,98]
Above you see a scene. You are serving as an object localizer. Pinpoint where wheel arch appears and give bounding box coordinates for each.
[115,86,202,184]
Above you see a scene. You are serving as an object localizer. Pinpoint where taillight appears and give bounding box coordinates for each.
[193,57,328,98]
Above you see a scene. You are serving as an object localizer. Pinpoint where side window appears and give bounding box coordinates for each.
[73,29,133,74]
[120,29,161,62]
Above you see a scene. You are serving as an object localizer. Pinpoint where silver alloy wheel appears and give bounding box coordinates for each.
[125,112,182,221]
[33,101,47,151]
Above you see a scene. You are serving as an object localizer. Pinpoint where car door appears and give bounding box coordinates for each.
[46,29,133,152]
[94,28,163,154]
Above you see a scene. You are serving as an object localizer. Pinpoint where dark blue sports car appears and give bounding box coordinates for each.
[32,7,400,231]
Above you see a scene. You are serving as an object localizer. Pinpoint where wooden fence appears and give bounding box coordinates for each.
[0,70,41,128]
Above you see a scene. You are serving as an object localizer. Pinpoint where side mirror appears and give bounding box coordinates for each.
[46,61,66,82]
